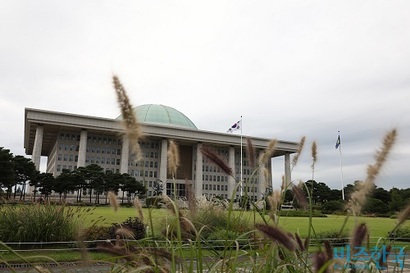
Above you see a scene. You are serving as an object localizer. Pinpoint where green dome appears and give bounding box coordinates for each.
[117,104,198,130]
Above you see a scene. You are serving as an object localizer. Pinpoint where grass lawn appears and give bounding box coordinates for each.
[83,206,400,239]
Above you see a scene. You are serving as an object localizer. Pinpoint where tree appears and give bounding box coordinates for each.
[120,174,146,204]
[13,155,37,200]
[0,148,15,198]
[37,173,55,199]
[55,169,78,202]
[303,180,332,204]
[373,187,390,204]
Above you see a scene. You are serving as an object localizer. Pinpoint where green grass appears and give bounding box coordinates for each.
[84,206,399,239]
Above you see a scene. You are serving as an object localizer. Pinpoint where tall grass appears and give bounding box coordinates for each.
[0,204,90,242]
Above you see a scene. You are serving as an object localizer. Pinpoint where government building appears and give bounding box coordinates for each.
[24,105,298,200]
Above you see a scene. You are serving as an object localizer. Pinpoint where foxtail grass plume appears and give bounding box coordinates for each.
[348,129,397,216]
[201,147,232,176]
[397,203,410,226]
[291,182,308,210]
[116,227,135,239]
[167,140,180,178]
[313,252,329,273]
[379,244,392,269]
[113,75,143,161]
[295,233,305,252]
[311,141,317,169]
[263,167,271,190]
[267,190,282,213]
[108,191,119,212]
[261,139,277,165]
[255,223,296,251]
[186,180,197,214]
[350,223,368,251]
[133,197,144,222]
[246,138,256,168]
[291,136,306,171]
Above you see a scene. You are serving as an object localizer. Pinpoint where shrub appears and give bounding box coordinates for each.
[388,225,410,242]
[81,225,110,241]
[314,229,350,246]
[108,217,146,240]
[278,210,327,217]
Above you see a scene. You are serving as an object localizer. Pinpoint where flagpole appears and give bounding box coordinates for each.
[337,131,345,201]
[240,116,243,197]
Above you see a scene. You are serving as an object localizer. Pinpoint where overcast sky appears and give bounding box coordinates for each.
[1,1,409,191]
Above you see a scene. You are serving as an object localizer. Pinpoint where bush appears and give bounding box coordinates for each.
[108,217,146,240]
[315,229,350,246]
[81,225,110,241]
[278,210,327,217]
[0,204,86,243]
[388,225,410,242]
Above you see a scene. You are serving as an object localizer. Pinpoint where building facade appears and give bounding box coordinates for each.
[24,105,299,200]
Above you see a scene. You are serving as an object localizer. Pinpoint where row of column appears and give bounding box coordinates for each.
[31,125,292,199]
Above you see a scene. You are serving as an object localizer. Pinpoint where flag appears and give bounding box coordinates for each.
[335,135,341,149]
[227,120,241,133]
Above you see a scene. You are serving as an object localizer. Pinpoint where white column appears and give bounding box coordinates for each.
[195,143,203,198]
[284,153,291,189]
[159,139,168,185]
[77,129,87,168]
[120,135,129,174]
[32,125,43,171]
[228,146,236,199]
[257,150,265,199]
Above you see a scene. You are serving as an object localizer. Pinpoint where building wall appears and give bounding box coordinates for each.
[25,108,296,201]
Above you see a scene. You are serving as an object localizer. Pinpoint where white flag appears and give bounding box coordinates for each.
[227,120,241,133]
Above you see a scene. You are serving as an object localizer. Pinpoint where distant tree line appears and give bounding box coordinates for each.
[1,146,409,212]
[0,147,146,204]
[284,180,410,215]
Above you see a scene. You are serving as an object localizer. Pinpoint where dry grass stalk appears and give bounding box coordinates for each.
[162,195,177,215]
[263,167,271,190]
[267,190,282,214]
[33,266,51,273]
[350,223,368,251]
[295,233,305,252]
[291,183,308,210]
[311,141,317,168]
[291,136,306,170]
[108,191,119,212]
[323,240,333,261]
[167,140,180,178]
[313,252,329,273]
[113,75,143,161]
[116,227,135,239]
[186,180,197,214]
[348,129,397,215]
[246,138,256,168]
[379,244,392,269]
[201,147,232,176]
[397,203,410,226]
[255,223,296,251]
[261,139,277,165]
[133,197,144,222]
